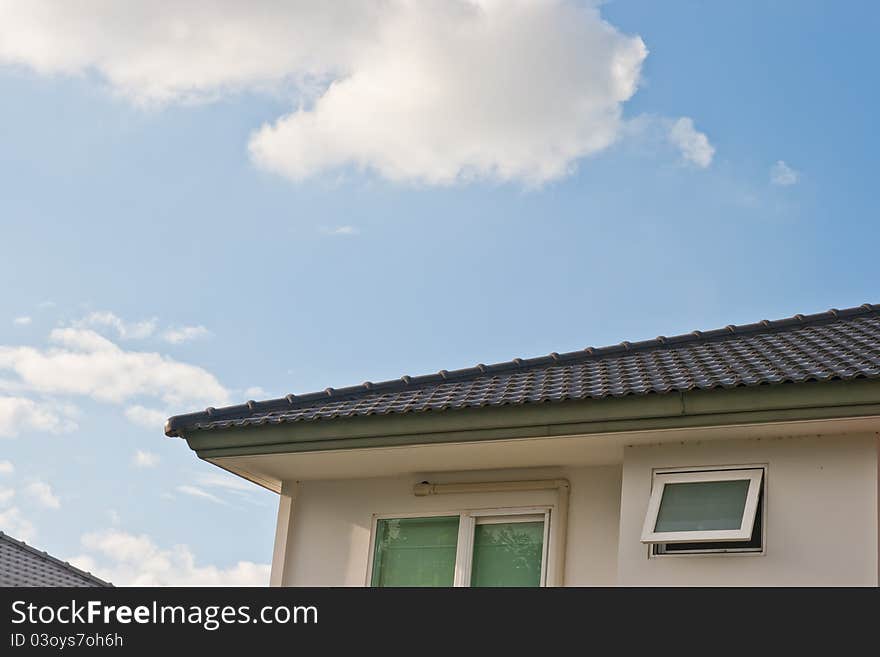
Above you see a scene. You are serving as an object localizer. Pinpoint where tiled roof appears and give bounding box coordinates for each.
[166,304,880,437]
[0,532,111,587]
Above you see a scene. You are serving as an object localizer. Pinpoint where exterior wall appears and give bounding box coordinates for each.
[280,465,621,586]
[617,433,879,586]
[274,432,879,586]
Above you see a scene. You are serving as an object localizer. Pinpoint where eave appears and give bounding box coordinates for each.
[177,379,880,461]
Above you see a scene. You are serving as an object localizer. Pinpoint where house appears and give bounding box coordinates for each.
[0,532,112,587]
[165,304,880,586]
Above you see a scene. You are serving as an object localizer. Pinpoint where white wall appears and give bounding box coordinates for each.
[280,465,621,586]
[274,432,878,586]
[617,433,879,586]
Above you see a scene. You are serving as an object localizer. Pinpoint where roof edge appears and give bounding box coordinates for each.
[0,531,113,587]
[165,303,880,437]
[185,379,880,459]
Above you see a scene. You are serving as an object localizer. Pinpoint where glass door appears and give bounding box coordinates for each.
[469,514,547,587]
[369,508,551,587]
[370,516,460,587]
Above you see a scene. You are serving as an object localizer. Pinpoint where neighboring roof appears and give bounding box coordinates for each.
[0,532,112,587]
[166,303,880,437]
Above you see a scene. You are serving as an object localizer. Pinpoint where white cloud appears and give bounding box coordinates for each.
[176,485,226,505]
[69,529,269,586]
[771,160,799,186]
[0,328,228,407]
[195,472,254,493]
[0,460,14,475]
[125,406,168,430]
[74,311,157,340]
[249,2,647,185]
[0,487,14,505]
[0,506,35,542]
[668,117,714,168]
[133,449,161,468]
[0,1,648,186]
[322,226,359,237]
[161,325,210,344]
[71,311,211,345]
[243,386,266,399]
[24,480,61,509]
[0,396,77,437]
[13,316,32,326]
[0,1,374,103]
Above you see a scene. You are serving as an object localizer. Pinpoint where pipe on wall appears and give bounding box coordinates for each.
[412,479,570,586]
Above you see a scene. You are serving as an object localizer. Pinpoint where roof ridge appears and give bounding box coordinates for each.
[0,531,112,587]
[165,303,880,437]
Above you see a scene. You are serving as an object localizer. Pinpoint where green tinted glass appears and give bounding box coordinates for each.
[655,479,750,532]
[371,516,459,587]
[470,521,544,587]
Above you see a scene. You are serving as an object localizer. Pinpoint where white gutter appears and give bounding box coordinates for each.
[412,479,570,586]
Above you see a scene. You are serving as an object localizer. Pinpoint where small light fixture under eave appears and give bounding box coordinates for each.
[640,468,764,544]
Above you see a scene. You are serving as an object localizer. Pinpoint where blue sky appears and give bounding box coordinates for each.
[0,1,878,584]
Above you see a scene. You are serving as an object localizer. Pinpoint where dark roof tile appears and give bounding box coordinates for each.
[166,304,880,437]
[0,532,111,587]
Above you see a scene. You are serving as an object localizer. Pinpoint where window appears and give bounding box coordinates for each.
[370,516,460,587]
[653,487,764,555]
[470,514,546,587]
[641,467,765,554]
[369,509,550,587]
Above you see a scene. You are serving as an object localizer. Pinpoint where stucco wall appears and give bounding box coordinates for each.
[617,433,879,586]
[276,432,878,586]
[280,465,622,586]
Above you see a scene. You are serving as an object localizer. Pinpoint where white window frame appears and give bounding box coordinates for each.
[366,506,552,587]
[640,467,764,544]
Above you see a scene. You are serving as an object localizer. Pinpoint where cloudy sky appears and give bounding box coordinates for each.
[1,1,878,585]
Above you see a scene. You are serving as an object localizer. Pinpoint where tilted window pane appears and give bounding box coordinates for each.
[470,521,544,587]
[654,479,750,532]
[371,516,459,587]
[655,488,764,554]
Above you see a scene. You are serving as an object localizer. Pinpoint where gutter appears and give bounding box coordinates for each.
[179,380,880,459]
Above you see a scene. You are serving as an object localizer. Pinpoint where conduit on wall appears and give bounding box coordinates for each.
[412,479,570,586]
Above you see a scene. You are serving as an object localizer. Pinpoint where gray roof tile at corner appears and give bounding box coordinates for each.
[0,532,112,587]
[165,304,880,437]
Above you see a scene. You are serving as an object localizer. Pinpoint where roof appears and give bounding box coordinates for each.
[0,532,112,587]
[166,303,880,437]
